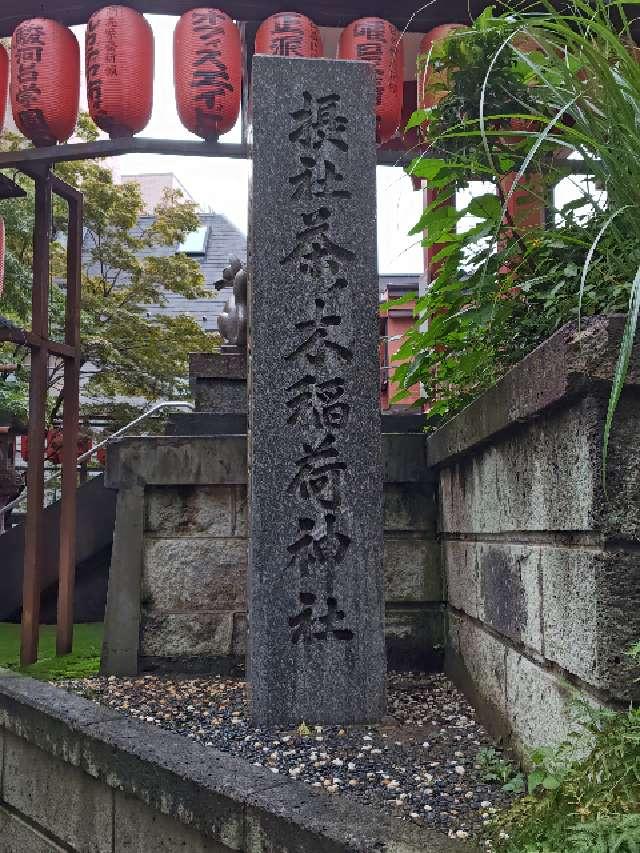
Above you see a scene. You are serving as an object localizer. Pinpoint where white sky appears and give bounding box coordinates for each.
[71,15,424,276]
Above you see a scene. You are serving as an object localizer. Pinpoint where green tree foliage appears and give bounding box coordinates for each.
[0,115,216,428]
[397,2,640,443]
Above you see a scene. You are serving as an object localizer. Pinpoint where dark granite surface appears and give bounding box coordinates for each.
[249,56,385,726]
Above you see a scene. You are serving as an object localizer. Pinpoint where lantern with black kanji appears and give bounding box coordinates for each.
[0,218,4,298]
[11,19,80,147]
[0,44,8,133]
[86,6,154,139]
[256,12,323,58]
[174,9,241,140]
[338,17,403,143]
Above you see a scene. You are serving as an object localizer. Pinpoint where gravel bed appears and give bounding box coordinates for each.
[61,671,519,842]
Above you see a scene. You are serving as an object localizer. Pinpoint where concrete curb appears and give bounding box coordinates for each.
[427,315,639,467]
[0,673,475,852]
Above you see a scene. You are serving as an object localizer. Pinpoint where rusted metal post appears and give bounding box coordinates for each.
[20,171,52,667]
[56,191,83,656]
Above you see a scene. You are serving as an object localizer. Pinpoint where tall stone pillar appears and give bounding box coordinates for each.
[249,56,385,726]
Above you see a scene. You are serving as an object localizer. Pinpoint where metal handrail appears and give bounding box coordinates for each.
[0,400,194,518]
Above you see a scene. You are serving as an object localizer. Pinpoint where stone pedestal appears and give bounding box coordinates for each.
[248,56,385,726]
[189,352,247,414]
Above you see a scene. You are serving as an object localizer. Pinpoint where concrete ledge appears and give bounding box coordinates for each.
[166,413,429,437]
[385,604,445,670]
[0,673,472,853]
[434,317,640,753]
[106,435,432,489]
[383,434,432,483]
[445,613,595,753]
[427,315,640,467]
[102,434,442,676]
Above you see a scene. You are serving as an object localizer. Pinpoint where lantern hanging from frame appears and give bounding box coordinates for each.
[86,6,154,139]
[337,17,403,144]
[255,12,323,58]
[45,429,92,466]
[45,429,64,465]
[0,44,8,134]
[174,8,242,140]
[11,18,80,147]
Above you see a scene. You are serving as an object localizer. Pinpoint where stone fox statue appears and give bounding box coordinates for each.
[217,257,247,351]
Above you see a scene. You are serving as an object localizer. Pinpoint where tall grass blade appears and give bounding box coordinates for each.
[602,265,640,491]
[578,206,633,332]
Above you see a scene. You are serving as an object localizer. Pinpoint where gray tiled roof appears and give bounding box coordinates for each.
[135,212,247,334]
[84,212,247,334]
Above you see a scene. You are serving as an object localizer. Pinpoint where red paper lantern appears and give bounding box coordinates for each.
[11,18,80,147]
[44,429,92,465]
[0,43,8,134]
[255,12,323,58]
[45,428,64,465]
[338,17,403,143]
[96,446,107,467]
[78,435,93,460]
[0,218,4,298]
[19,435,28,463]
[86,6,154,139]
[174,9,241,140]
[418,25,467,112]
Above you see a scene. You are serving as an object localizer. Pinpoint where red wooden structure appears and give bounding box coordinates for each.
[0,2,489,37]
[0,168,82,664]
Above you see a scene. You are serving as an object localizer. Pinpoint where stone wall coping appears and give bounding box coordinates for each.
[105,434,433,489]
[105,435,248,488]
[0,671,472,853]
[427,315,640,467]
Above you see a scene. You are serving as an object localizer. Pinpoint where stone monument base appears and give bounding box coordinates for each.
[188,352,247,414]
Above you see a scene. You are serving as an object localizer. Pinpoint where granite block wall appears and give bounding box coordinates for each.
[102,434,443,675]
[428,317,640,753]
[140,484,248,672]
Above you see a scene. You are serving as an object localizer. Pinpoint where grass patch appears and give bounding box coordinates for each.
[492,702,640,852]
[0,622,103,680]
